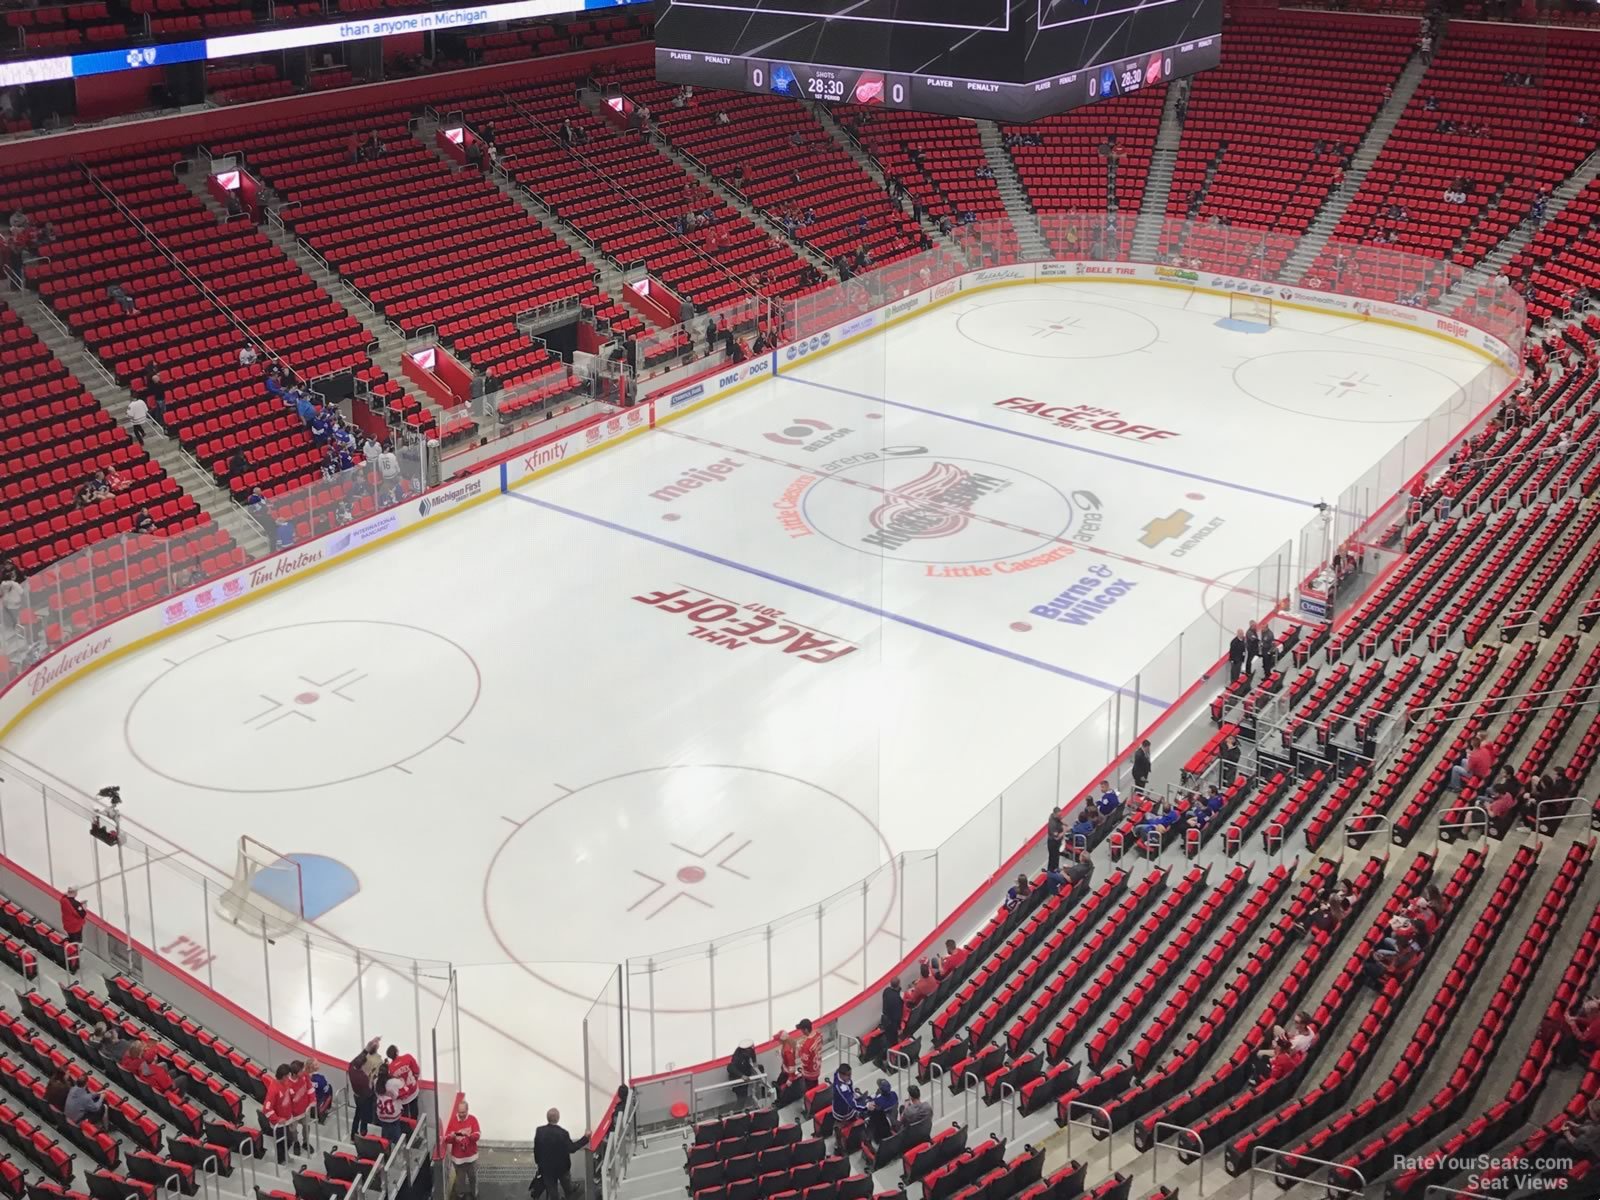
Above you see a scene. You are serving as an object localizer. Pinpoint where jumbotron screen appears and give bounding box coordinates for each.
[654,0,1222,121]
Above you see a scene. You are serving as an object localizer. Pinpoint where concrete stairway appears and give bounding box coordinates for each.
[1441,149,1600,311]
[977,121,1048,259]
[1282,46,1434,282]
[1130,84,1188,261]
[178,154,470,441]
[1,275,270,558]
[601,94,840,282]
[808,101,955,252]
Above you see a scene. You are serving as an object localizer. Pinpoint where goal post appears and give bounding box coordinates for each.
[1228,292,1276,326]
[218,836,305,938]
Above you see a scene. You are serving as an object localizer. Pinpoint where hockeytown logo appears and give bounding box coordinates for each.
[862,462,1010,552]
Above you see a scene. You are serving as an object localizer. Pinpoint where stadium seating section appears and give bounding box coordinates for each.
[7,8,1600,1197]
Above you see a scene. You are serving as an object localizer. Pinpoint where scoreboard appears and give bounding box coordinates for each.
[655,0,1222,122]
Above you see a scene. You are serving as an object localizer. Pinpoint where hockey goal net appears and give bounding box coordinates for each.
[1228,292,1276,326]
[217,836,305,938]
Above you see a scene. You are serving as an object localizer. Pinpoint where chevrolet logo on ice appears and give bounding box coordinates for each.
[1139,509,1193,548]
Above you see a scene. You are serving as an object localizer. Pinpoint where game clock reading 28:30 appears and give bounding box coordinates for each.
[748,61,910,107]
[656,0,1222,121]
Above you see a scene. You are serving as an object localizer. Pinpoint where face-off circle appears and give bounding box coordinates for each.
[799,455,1075,565]
[124,620,479,792]
[1232,350,1472,424]
[956,297,1160,359]
[484,765,896,1009]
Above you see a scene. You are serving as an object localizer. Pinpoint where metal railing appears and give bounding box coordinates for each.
[1247,1146,1363,1200]
[1062,1101,1114,1173]
[1152,1122,1203,1190]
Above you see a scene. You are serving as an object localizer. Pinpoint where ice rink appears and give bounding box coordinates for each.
[0,280,1507,1134]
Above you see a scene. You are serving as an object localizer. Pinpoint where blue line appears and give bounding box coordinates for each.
[505,491,1171,709]
[780,373,1316,508]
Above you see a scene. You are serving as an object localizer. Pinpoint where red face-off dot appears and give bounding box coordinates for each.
[677,865,706,884]
[662,513,681,522]
[1186,493,1205,501]
[1010,622,1032,633]
[294,692,319,705]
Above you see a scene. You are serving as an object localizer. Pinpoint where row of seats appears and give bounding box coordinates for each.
[1237,847,1531,1176]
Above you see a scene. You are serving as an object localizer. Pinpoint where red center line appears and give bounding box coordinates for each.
[658,427,1273,599]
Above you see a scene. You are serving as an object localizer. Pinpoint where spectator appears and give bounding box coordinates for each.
[1132,739,1153,792]
[89,1023,128,1070]
[1070,807,1097,846]
[936,938,967,979]
[0,573,24,633]
[880,977,904,1041]
[773,1026,804,1104]
[108,283,137,313]
[132,1042,174,1093]
[1363,937,1421,988]
[265,1064,299,1162]
[1277,1013,1317,1054]
[1264,1036,1304,1082]
[386,1044,422,1119]
[900,1084,932,1130]
[904,960,938,1009]
[797,1018,822,1092]
[132,509,156,535]
[1097,780,1121,814]
[1449,736,1493,793]
[287,1060,313,1148]
[44,1067,70,1112]
[126,395,150,445]
[447,1098,481,1200]
[1203,785,1225,819]
[1064,849,1094,887]
[1259,626,1277,675]
[830,1063,867,1125]
[867,1078,898,1143]
[1003,873,1031,911]
[348,1036,381,1137]
[1551,1097,1600,1166]
[727,1040,761,1103]
[60,886,86,951]
[1566,996,1600,1060]
[65,1079,103,1126]
[239,343,259,367]
[375,1066,406,1142]
[715,111,730,127]
[532,1108,587,1200]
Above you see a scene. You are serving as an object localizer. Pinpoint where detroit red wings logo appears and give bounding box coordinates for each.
[869,462,975,542]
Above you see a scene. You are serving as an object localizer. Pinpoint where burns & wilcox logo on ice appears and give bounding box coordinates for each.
[862,462,1009,552]
[994,398,1180,443]
[633,585,859,663]
[1029,563,1137,628]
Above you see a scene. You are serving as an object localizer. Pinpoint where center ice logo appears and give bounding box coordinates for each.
[782,453,1089,569]
[862,462,1010,552]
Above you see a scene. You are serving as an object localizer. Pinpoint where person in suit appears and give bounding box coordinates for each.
[1259,626,1278,677]
[1244,622,1260,677]
[1228,629,1247,683]
[880,978,904,1043]
[1132,741,1153,793]
[533,1109,588,1200]
[1045,807,1065,872]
